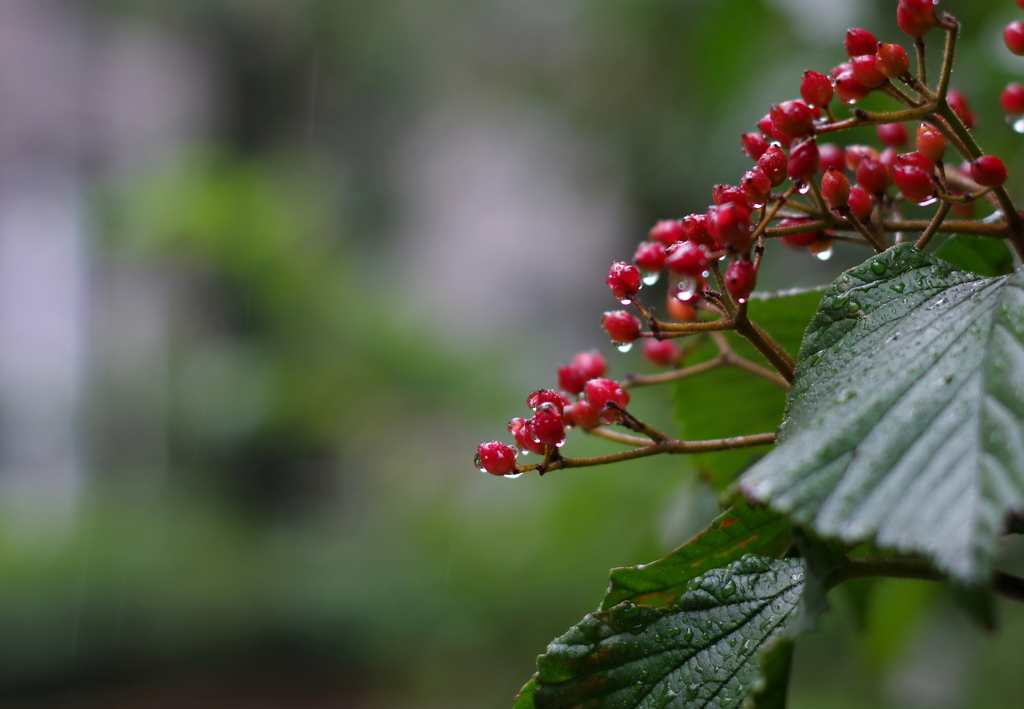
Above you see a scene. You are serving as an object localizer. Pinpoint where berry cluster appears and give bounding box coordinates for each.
[475,0,1024,479]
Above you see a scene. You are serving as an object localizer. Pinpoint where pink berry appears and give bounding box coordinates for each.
[565,400,601,429]
[649,220,686,246]
[835,70,872,105]
[844,145,879,171]
[897,0,935,38]
[572,350,606,380]
[770,100,814,138]
[476,441,518,476]
[606,261,642,301]
[800,70,834,108]
[642,338,682,367]
[528,389,570,414]
[788,139,820,183]
[712,184,747,206]
[1000,83,1024,115]
[681,213,713,246]
[741,132,770,160]
[915,123,945,163]
[667,241,710,277]
[879,147,897,170]
[898,150,935,174]
[877,43,910,78]
[821,167,850,208]
[852,54,887,89]
[557,364,587,396]
[847,185,873,221]
[971,156,1008,187]
[509,417,546,455]
[757,145,789,187]
[1006,22,1024,56]
[876,122,908,147]
[602,310,641,345]
[856,157,891,195]
[725,260,757,303]
[778,218,822,248]
[634,241,668,275]
[819,143,846,173]
[584,378,630,416]
[532,407,566,447]
[893,163,935,203]
[845,28,878,57]
[742,167,772,207]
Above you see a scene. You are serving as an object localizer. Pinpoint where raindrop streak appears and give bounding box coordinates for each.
[617,342,634,353]
[642,271,661,286]
[814,246,834,261]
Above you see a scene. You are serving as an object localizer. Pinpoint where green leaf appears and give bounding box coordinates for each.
[739,243,1024,581]
[747,639,793,709]
[601,501,791,610]
[673,288,823,488]
[531,556,804,709]
[936,234,1014,277]
[513,677,537,709]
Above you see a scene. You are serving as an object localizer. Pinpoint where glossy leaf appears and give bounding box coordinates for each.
[740,244,1024,581]
[602,501,791,610]
[514,678,537,709]
[936,234,1014,277]
[531,556,804,709]
[673,289,823,488]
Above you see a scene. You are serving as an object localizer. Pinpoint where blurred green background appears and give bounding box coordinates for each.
[1,0,1023,706]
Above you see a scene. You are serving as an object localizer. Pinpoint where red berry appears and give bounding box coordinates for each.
[741,132,770,160]
[1000,83,1024,115]
[528,389,570,414]
[725,260,757,303]
[845,145,879,171]
[712,184,747,206]
[788,139,820,184]
[642,338,682,367]
[856,157,891,195]
[565,400,601,430]
[681,213,714,246]
[602,310,641,345]
[898,150,935,174]
[893,163,935,203]
[819,143,846,173]
[845,28,878,58]
[667,241,710,276]
[509,417,546,455]
[742,167,772,207]
[476,441,518,476]
[778,218,822,247]
[606,261,642,301]
[947,90,974,130]
[757,145,789,187]
[830,62,853,80]
[876,122,908,147]
[897,0,935,38]
[634,241,668,274]
[970,156,1008,188]
[879,147,898,170]
[572,350,606,380]
[821,167,850,208]
[800,70,834,108]
[758,113,790,148]
[770,100,814,138]
[847,185,873,221]
[915,123,945,163]
[584,378,630,415]
[532,407,566,447]
[557,364,587,396]
[1018,0,1024,9]
[712,202,754,251]
[1006,22,1024,56]
[876,43,910,78]
[834,70,872,105]
[649,220,685,246]
[851,54,887,89]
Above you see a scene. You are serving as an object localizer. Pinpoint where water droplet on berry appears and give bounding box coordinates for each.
[737,297,747,304]
[814,246,833,261]
[918,196,938,206]
[842,97,858,106]
[617,342,633,353]
[474,453,485,472]
[504,471,524,479]
[749,200,765,209]
[797,182,811,195]
[675,277,698,301]
[555,439,566,448]
[641,271,660,286]
[1014,117,1024,134]
[619,298,632,305]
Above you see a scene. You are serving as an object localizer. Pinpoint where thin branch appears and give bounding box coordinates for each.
[624,356,724,388]
[915,200,952,250]
[584,427,653,447]
[915,37,927,87]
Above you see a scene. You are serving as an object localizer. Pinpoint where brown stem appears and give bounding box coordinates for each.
[915,37,927,87]
[624,356,724,388]
[584,427,652,447]
[733,309,796,383]
[844,209,888,252]
[915,200,952,250]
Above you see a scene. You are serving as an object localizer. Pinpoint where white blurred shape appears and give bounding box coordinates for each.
[766,0,865,46]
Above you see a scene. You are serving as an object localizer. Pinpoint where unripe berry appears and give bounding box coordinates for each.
[819,143,846,173]
[742,167,772,207]
[666,294,698,322]
[634,241,668,274]
[788,139,820,183]
[897,0,935,38]
[1000,83,1024,115]
[557,364,587,396]
[712,202,754,251]
[681,213,714,246]
[475,441,518,476]
[565,399,601,429]
[712,184,747,206]
[770,100,814,138]
[845,145,879,171]
[528,389,570,414]
[642,338,682,367]
[602,310,641,345]
[876,43,910,78]
[725,260,757,304]
[851,54,886,89]
[666,241,710,277]
[757,145,789,187]
[915,123,945,163]
[970,156,1008,187]
[606,261,642,302]
[584,378,630,414]
[1006,22,1024,56]
[856,157,891,195]
[847,185,873,221]
[808,238,835,259]
[741,132,770,160]
[649,220,685,246]
[800,70,834,108]
[572,350,606,380]
[509,417,546,455]
[532,406,566,447]
[834,70,872,104]
[876,122,908,147]
[947,90,974,130]
[821,167,850,208]
[893,163,935,203]
[778,218,822,247]
[845,28,878,57]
